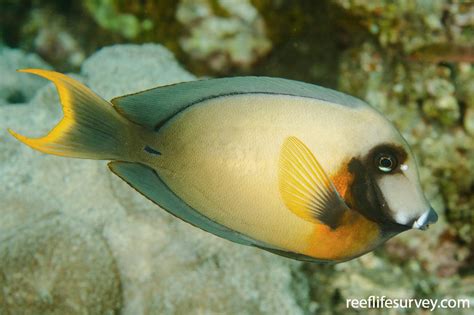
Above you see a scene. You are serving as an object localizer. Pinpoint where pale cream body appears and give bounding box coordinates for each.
[150,94,400,254]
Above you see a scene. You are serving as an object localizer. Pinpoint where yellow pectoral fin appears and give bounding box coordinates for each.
[278,136,349,229]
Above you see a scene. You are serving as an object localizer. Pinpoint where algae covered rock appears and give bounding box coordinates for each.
[81,43,195,99]
[0,44,308,315]
[176,0,271,73]
[0,214,122,315]
[0,46,51,105]
[1,0,273,75]
[84,0,153,39]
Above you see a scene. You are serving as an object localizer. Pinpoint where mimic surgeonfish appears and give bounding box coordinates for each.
[9,69,438,263]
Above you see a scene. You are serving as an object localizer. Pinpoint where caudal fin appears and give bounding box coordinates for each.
[8,69,131,160]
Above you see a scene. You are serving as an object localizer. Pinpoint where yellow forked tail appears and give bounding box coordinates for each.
[8,69,131,160]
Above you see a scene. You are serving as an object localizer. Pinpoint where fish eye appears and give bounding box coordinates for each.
[375,153,397,173]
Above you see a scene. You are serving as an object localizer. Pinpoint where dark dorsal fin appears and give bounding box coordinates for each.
[111,77,366,129]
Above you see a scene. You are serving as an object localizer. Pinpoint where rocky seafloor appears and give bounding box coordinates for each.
[1,1,473,314]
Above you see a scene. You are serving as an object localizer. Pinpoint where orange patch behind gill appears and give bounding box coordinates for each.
[305,167,381,261]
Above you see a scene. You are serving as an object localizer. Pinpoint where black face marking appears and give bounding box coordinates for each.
[348,143,411,234]
[348,158,387,222]
[144,145,161,155]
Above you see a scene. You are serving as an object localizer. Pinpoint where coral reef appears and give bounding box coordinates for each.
[84,0,153,39]
[21,9,86,69]
[176,0,271,73]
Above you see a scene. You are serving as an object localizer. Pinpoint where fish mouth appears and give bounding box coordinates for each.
[412,207,438,230]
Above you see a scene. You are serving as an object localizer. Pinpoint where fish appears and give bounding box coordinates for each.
[9,69,438,263]
[406,43,474,63]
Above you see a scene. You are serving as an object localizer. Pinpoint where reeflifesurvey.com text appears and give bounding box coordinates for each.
[346,296,471,312]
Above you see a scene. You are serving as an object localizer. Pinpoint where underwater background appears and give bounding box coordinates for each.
[0,0,473,314]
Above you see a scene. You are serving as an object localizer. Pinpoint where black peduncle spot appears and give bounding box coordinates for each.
[144,145,161,155]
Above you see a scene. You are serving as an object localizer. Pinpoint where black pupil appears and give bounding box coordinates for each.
[380,156,393,168]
